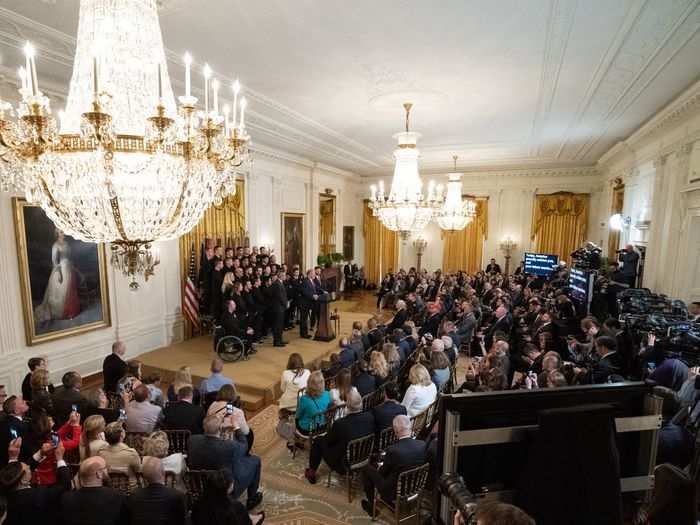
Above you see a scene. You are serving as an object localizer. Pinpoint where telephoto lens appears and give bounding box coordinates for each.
[438,473,478,524]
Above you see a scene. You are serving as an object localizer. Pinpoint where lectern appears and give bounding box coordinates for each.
[313,292,335,341]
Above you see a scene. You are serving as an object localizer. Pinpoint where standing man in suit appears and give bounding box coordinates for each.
[372,383,407,432]
[618,244,639,288]
[126,457,186,525]
[360,414,427,516]
[299,269,319,339]
[268,271,288,347]
[61,456,127,525]
[0,396,31,466]
[103,342,128,395]
[304,391,375,484]
[189,415,263,509]
[484,305,512,352]
[162,386,204,435]
[485,258,502,274]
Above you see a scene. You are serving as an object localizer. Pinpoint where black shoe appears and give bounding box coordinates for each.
[246,491,263,510]
[301,334,312,339]
[361,499,373,517]
[304,468,317,485]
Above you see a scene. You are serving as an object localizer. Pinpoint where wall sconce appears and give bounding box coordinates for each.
[499,236,517,276]
[413,237,428,271]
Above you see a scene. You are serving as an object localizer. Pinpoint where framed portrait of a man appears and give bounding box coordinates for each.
[281,212,304,271]
[13,198,111,346]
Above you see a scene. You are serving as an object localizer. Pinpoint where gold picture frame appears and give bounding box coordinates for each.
[281,212,305,271]
[13,198,112,346]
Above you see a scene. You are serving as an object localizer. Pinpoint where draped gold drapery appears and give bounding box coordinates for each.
[179,179,246,338]
[319,197,336,254]
[362,201,399,286]
[441,198,489,273]
[530,192,589,265]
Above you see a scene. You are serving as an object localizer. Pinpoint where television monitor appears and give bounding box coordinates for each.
[569,267,594,303]
[523,252,559,276]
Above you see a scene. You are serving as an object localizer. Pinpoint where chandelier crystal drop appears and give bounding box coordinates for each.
[0,0,251,289]
[435,155,477,231]
[368,103,443,239]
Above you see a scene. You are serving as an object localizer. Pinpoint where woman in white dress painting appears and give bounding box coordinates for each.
[34,229,81,324]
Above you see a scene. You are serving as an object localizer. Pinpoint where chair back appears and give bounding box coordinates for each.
[378,426,397,453]
[346,434,375,470]
[185,469,221,507]
[165,429,191,455]
[410,410,428,438]
[108,471,138,496]
[324,404,346,430]
[124,432,148,456]
[395,463,430,503]
[361,390,378,412]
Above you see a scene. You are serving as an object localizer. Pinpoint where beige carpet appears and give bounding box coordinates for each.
[249,404,393,525]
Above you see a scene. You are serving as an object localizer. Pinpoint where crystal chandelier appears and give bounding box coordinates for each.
[368,103,442,240]
[435,156,477,231]
[0,0,251,289]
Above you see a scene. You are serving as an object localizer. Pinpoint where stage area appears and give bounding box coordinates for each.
[139,296,375,412]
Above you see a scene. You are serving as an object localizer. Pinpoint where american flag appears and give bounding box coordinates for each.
[183,243,200,330]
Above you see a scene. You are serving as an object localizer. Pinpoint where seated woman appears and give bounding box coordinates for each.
[79,415,109,460]
[295,371,332,435]
[207,384,251,442]
[382,343,401,379]
[30,409,82,486]
[166,366,202,405]
[430,349,451,391]
[368,351,390,389]
[142,431,186,490]
[117,359,143,397]
[278,353,310,412]
[98,421,141,489]
[329,368,358,408]
[401,364,437,417]
[81,388,123,424]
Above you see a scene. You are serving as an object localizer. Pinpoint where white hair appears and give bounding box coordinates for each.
[393,414,412,438]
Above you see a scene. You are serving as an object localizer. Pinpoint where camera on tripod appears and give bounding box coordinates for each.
[571,242,602,271]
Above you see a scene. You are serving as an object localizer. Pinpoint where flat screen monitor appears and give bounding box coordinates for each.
[523,252,558,276]
[569,267,594,303]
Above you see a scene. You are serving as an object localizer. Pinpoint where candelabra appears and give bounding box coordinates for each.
[413,237,428,272]
[500,237,517,276]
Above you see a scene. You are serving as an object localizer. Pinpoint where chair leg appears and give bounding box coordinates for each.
[347,471,353,503]
[327,468,331,488]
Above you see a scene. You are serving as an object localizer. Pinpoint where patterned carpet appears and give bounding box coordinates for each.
[249,404,391,525]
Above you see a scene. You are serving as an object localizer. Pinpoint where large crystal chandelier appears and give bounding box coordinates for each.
[368,103,443,240]
[435,156,477,231]
[0,0,251,289]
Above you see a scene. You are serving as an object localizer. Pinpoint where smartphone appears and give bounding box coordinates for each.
[50,432,60,448]
[647,362,656,371]
[226,403,233,415]
[71,404,78,413]
[119,409,127,421]
[9,429,18,440]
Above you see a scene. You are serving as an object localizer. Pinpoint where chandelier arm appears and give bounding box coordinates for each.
[38,176,75,226]
[108,196,130,241]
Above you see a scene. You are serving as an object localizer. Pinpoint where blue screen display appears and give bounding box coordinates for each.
[524,252,558,276]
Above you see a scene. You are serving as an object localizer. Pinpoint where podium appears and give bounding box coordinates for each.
[313,292,336,342]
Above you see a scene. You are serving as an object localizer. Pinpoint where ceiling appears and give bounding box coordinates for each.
[1,0,700,176]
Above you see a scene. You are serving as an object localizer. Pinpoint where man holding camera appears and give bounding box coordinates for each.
[617,244,639,288]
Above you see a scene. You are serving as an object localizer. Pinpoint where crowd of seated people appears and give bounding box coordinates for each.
[0,349,265,525]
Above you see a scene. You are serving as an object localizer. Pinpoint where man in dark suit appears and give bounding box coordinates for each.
[484,305,512,351]
[419,303,442,338]
[366,318,383,348]
[189,415,263,509]
[456,302,477,346]
[21,357,51,403]
[162,386,204,435]
[268,271,288,347]
[349,330,366,362]
[361,414,427,515]
[338,338,357,369]
[584,336,623,384]
[298,269,319,339]
[126,457,186,525]
[103,342,128,395]
[51,372,87,427]
[0,439,72,524]
[372,383,407,432]
[392,330,410,364]
[0,396,31,465]
[284,268,301,329]
[304,391,375,484]
[386,300,409,333]
[218,300,256,357]
[353,361,377,397]
[618,244,639,288]
[209,259,225,322]
[61,456,127,525]
[485,258,502,274]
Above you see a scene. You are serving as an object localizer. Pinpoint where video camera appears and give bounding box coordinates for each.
[438,473,478,524]
[571,243,602,271]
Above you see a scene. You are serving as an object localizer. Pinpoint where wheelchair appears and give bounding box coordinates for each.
[213,325,249,363]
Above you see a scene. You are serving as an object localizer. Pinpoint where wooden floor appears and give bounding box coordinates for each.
[139,292,381,411]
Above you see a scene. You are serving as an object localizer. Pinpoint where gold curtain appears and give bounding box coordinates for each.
[362,201,398,286]
[441,198,489,273]
[319,198,335,254]
[179,179,246,338]
[531,192,589,265]
[608,185,625,257]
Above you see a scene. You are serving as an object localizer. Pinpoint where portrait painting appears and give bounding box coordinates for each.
[13,198,111,346]
[281,212,304,271]
[343,225,354,261]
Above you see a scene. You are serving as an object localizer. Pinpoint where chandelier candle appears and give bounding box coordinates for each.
[183,52,192,97]
[239,97,247,130]
[157,63,163,101]
[212,78,219,116]
[232,80,240,128]
[203,64,211,115]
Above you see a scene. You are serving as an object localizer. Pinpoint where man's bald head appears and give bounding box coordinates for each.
[393,414,412,439]
[79,456,107,487]
[142,456,164,485]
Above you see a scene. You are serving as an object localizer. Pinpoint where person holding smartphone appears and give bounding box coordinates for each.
[30,409,81,486]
